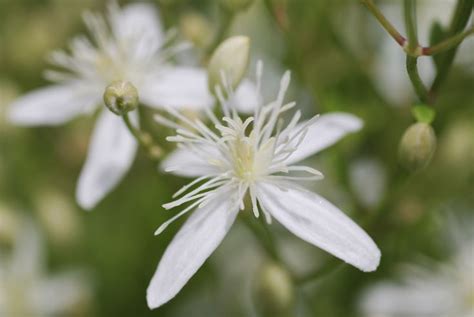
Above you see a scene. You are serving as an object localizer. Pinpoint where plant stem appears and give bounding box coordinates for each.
[406,56,429,103]
[206,8,235,56]
[403,0,418,53]
[429,0,473,98]
[122,112,162,161]
[423,26,474,56]
[361,0,406,46]
[241,213,281,262]
[295,257,345,286]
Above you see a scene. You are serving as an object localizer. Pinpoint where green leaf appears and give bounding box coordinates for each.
[412,104,436,124]
[429,21,446,69]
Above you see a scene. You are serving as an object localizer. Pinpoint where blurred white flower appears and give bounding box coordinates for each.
[0,217,90,316]
[360,215,474,317]
[147,63,381,309]
[7,2,216,210]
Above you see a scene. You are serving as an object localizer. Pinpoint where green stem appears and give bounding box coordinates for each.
[206,8,235,56]
[406,56,429,103]
[241,214,281,262]
[122,112,162,161]
[429,0,473,98]
[403,0,418,53]
[423,26,474,56]
[361,0,406,46]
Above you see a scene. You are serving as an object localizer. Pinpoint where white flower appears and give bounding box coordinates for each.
[7,2,218,210]
[360,216,474,317]
[148,63,381,309]
[0,217,90,316]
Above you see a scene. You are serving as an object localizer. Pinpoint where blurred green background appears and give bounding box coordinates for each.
[0,0,473,316]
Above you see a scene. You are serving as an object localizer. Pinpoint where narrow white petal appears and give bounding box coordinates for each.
[161,147,221,178]
[285,112,363,164]
[141,67,213,110]
[256,182,380,272]
[76,110,138,210]
[232,79,261,114]
[147,189,239,309]
[109,2,164,59]
[8,85,98,126]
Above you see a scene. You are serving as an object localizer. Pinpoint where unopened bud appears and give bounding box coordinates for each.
[180,13,213,48]
[208,36,250,95]
[220,0,254,12]
[254,262,295,316]
[103,81,139,115]
[398,122,437,171]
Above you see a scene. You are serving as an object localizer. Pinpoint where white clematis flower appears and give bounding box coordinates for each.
[0,217,90,316]
[360,215,474,317]
[7,2,220,210]
[148,63,381,309]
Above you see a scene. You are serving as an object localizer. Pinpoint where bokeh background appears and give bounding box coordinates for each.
[0,0,473,316]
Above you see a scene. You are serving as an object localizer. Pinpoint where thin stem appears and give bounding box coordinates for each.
[406,56,429,103]
[429,0,473,97]
[423,26,474,56]
[206,8,235,56]
[241,213,281,262]
[361,0,406,46]
[403,0,418,53]
[122,112,162,161]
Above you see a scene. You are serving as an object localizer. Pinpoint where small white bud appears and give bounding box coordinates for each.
[103,80,139,115]
[207,36,250,94]
[398,122,437,171]
[180,13,213,48]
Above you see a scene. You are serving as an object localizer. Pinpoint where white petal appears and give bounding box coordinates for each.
[360,280,459,316]
[8,85,98,126]
[109,2,164,60]
[76,110,138,210]
[231,79,261,114]
[256,182,380,272]
[141,67,213,110]
[160,146,221,178]
[285,112,363,164]
[29,272,89,315]
[147,188,239,309]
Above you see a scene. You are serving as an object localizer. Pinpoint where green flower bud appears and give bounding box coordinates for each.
[254,262,295,317]
[398,122,437,171]
[207,36,250,95]
[103,80,139,115]
[220,0,254,12]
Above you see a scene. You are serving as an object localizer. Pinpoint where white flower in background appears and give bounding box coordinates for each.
[349,157,387,209]
[7,2,227,210]
[360,216,474,317]
[0,217,90,316]
[148,63,381,309]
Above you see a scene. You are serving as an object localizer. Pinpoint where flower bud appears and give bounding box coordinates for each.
[207,36,250,95]
[398,122,437,171]
[220,0,254,12]
[180,13,213,49]
[254,261,295,316]
[103,80,139,115]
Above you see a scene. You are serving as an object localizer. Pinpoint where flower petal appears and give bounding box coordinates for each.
[256,182,380,272]
[8,85,98,126]
[285,112,363,164]
[141,67,213,110]
[231,79,261,114]
[360,280,458,316]
[108,2,164,60]
[161,146,221,178]
[147,188,239,309]
[76,110,138,210]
